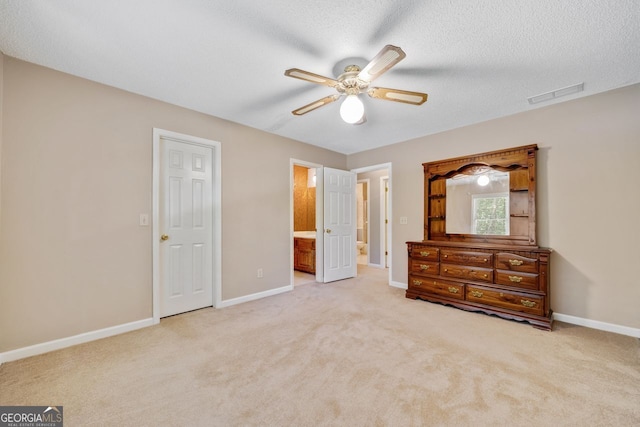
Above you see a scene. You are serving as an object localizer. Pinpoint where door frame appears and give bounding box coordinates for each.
[351,163,392,284]
[152,128,222,324]
[290,159,323,284]
[380,175,389,268]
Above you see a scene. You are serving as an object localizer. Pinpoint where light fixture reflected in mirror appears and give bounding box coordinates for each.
[477,175,490,186]
[340,95,364,124]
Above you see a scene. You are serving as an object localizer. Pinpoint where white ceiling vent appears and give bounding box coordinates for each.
[527,83,585,105]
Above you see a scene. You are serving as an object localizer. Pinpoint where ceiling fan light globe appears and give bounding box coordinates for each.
[340,95,365,124]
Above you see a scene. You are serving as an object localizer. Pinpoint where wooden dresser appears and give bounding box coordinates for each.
[407,144,553,330]
[406,241,552,329]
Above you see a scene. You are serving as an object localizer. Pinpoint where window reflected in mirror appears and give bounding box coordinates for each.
[445,169,510,235]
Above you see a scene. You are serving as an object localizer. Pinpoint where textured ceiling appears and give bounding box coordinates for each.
[1,0,639,154]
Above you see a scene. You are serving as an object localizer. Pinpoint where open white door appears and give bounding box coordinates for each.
[323,167,357,282]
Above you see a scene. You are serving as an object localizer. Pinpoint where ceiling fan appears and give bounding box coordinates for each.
[284,45,428,124]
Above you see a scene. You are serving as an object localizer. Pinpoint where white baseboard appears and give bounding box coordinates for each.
[390,280,408,290]
[553,313,640,338]
[0,318,155,365]
[216,285,293,308]
[365,262,384,268]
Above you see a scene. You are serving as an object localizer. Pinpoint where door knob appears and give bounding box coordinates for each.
[161,234,169,241]
[326,229,332,234]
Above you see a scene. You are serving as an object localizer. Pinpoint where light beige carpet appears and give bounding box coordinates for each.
[1,266,639,426]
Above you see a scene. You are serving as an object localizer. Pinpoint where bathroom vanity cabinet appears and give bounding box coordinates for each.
[294,237,315,274]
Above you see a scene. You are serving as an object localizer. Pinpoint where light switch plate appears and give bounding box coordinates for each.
[400,216,408,225]
[139,214,149,226]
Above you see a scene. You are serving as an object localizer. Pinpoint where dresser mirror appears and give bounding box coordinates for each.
[424,144,537,246]
[445,169,510,235]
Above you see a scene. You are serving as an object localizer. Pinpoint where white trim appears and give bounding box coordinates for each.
[0,318,154,364]
[390,280,407,290]
[553,313,640,338]
[367,262,384,269]
[152,128,222,317]
[380,175,389,269]
[216,285,293,309]
[290,159,323,285]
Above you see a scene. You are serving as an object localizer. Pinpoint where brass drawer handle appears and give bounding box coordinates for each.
[470,290,483,298]
[443,254,448,258]
[483,258,488,262]
[509,259,524,266]
[420,264,430,270]
[509,275,523,283]
[448,286,459,294]
[483,274,488,278]
[521,299,536,308]
[413,279,422,286]
[443,268,448,272]
[420,251,430,257]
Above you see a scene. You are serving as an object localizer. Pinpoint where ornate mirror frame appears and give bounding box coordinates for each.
[423,144,538,246]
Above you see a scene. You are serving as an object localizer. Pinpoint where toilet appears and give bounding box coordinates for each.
[357,241,367,254]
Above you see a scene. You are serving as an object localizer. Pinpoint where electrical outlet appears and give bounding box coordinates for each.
[257,268,263,278]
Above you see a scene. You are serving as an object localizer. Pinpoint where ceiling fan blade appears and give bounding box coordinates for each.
[368,87,428,105]
[357,45,406,83]
[285,68,339,88]
[291,94,340,115]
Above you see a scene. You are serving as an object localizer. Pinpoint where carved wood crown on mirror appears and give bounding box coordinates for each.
[407,145,553,330]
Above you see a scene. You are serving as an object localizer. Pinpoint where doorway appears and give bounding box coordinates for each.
[352,163,392,280]
[291,160,322,286]
[356,180,369,265]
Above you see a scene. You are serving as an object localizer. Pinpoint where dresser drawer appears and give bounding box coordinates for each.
[495,252,538,273]
[410,245,439,261]
[409,259,439,276]
[466,286,544,316]
[441,263,493,283]
[495,270,539,291]
[441,249,493,267]
[409,275,464,300]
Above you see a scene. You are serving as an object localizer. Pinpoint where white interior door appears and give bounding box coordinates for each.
[323,167,357,282]
[160,137,214,317]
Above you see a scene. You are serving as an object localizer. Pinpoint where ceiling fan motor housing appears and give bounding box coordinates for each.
[337,65,369,96]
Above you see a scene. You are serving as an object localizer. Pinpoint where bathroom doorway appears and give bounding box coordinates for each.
[291,160,321,287]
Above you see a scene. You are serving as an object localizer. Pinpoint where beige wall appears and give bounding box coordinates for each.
[0,57,346,352]
[348,83,640,329]
[2,55,638,355]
